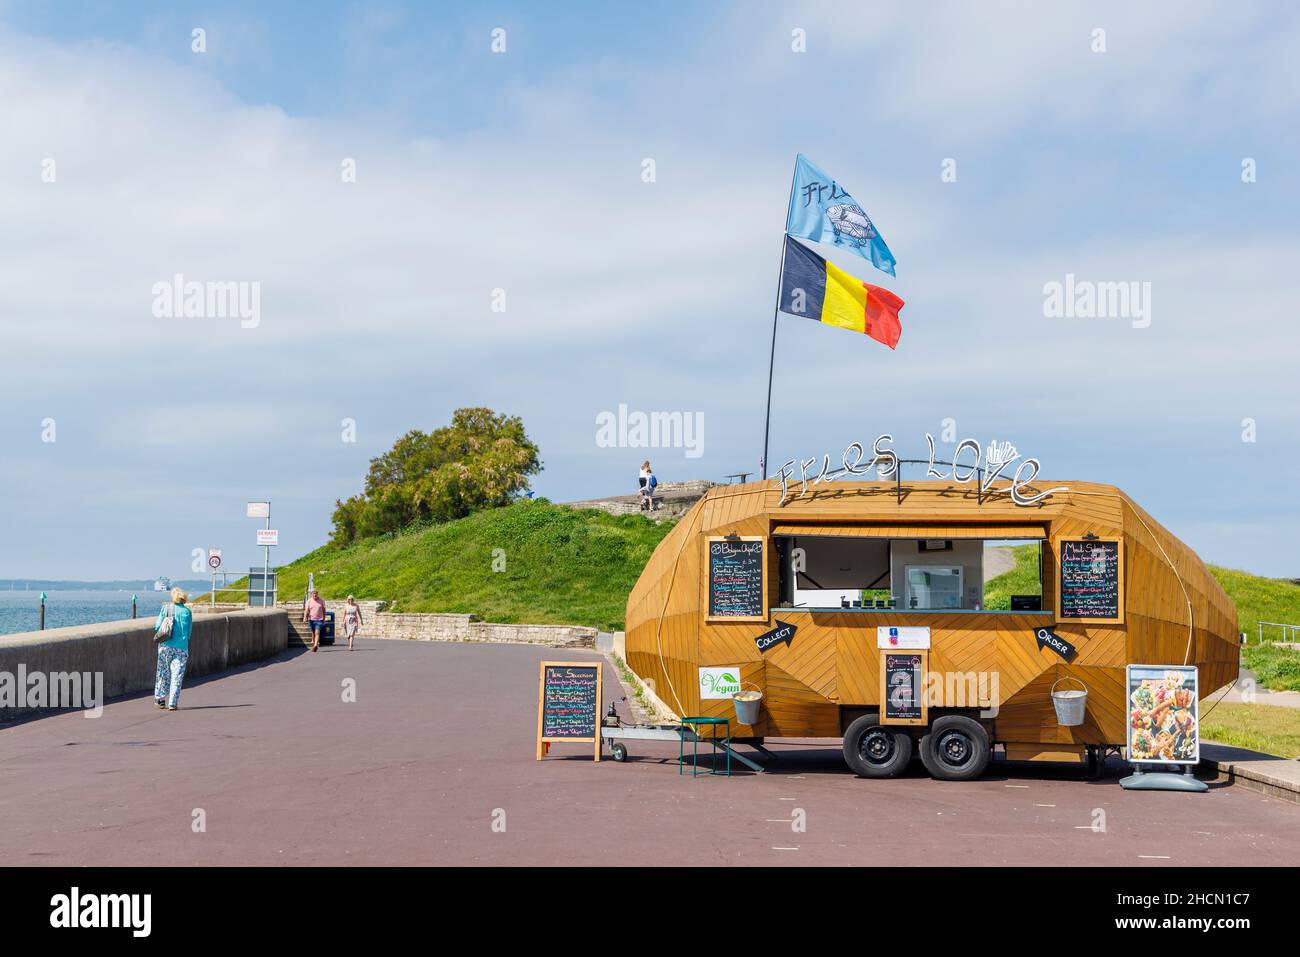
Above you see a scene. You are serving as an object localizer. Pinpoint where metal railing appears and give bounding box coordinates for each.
[201,570,278,607]
[1257,621,1300,644]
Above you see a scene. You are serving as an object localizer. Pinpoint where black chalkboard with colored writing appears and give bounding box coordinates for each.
[883,652,925,723]
[1058,539,1121,620]
[540,664,600,739]
[708,538,765,619]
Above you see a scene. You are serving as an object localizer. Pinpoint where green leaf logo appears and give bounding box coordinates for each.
[721,672,738,683]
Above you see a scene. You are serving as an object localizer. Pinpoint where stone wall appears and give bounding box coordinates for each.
[0,608,288,720]
[364,612,596,648]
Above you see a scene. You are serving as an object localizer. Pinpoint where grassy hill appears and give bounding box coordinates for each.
[260,499,675,632]
[227,507,1300,688]
[1208,566,1300,692]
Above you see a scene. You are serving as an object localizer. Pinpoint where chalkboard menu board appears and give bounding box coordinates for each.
[708,537,766,620]
[881,651,927,725]
[536,661,602,760]
[1057,538,1123,622]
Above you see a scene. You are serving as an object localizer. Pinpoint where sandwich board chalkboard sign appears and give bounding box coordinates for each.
[706,536,767,621]
[880,651,927,726]
[536,661,602,761]
[1055,537,1124,623]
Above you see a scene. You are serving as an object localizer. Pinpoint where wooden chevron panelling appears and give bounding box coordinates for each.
[624,479,1239,749]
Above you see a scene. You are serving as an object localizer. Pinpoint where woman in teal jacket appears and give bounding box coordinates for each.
[154,587,194,710]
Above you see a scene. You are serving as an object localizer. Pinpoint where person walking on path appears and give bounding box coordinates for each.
[640,465,658,511]
[343,595,363,651]
[153,587,194,711]
[304,590,327,652]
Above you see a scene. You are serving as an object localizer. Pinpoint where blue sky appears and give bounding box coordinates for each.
[1,0,1297,578]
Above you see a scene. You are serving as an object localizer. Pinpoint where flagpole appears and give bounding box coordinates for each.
[762,158,799,481]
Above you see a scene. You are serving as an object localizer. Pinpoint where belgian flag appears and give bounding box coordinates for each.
[778,235,904,349]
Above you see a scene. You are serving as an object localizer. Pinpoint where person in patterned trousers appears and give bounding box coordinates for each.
[154,587,194,710]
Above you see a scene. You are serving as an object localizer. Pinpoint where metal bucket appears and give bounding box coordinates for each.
[732,683,763,726]
[1050,677,1088,727]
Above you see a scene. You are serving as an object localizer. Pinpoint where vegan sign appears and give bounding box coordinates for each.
[699,667,742,699]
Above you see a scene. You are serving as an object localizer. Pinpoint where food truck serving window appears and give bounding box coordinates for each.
[772,524,1048,614]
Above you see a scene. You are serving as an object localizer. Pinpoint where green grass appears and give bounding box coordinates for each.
[982,544,1043,610]
[1209,566,1300,692]
[255,500,675,631]
[1200,702,1300,758]
[1208,565,1300,641]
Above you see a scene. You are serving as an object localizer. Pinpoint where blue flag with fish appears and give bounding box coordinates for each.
[784,153,897,277]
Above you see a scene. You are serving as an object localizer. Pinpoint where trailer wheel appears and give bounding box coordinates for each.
[842,713,913,778]
[919,716,991,781]
[611,743,628,762]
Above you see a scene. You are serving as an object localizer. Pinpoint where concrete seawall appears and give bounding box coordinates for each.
[0,608,288,720]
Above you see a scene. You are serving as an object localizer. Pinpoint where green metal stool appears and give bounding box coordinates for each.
[679,716,730,777]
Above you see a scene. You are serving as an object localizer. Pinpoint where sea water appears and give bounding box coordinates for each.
[0,591,171,637]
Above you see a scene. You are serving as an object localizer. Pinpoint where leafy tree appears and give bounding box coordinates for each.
[330,408,541,544]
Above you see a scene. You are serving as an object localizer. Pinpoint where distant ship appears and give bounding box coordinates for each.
[153,576,171,592]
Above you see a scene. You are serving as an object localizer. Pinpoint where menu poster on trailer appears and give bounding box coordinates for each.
[707,537,766,620]
[1126,665,1199,765]
[881,651,927,726]
[1057,538,1123,621]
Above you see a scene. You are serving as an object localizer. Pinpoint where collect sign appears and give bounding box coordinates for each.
[881,651,926,725]
[707,537,765,620]
[536,662,602,761]
[1126,665,1199,764]
[755,620,796,653]
[1057,539,1122,621]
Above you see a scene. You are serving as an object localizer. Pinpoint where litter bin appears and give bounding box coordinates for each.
[321,611,336,646]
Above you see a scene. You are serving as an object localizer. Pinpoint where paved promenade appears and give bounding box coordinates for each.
[1,640,1297,866]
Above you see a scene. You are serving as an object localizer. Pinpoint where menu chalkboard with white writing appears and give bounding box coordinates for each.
[707,537,766,620]
[536,661,602,761]
[1056,538,1124,622]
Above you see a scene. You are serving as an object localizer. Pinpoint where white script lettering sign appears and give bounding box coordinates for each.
[774,434,1069,507]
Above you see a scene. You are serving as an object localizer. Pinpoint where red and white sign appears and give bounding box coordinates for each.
[246,502,270,519]
[877,626,931,650]
[256,529,279,547]
[208,549,223,570]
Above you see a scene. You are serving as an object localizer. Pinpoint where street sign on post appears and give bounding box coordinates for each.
[208,549,223,605]
[248,500,273,606]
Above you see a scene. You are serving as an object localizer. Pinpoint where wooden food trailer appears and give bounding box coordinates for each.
[624,474,1237,780]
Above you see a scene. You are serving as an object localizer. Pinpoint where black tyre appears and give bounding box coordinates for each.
[842,713,913,778]
[919,715,991,781]
[611,743,628,762]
